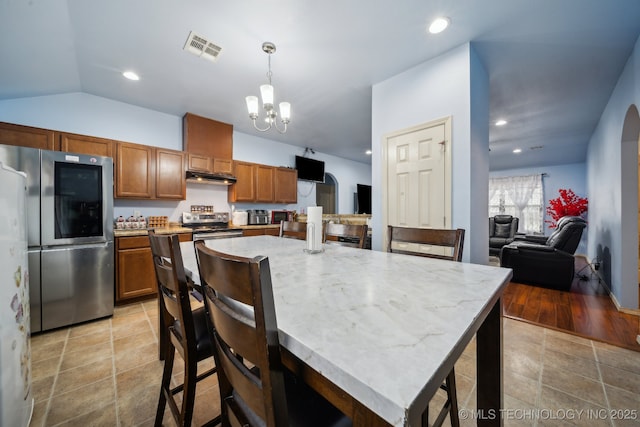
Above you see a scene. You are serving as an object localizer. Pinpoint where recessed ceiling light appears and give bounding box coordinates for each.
[513,148,522,154]
[495,119,508,126]
[365,150,372,155]
[428,17,450,34]
[122,71,140,81]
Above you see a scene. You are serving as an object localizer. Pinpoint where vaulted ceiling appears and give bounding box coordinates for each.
[1,0,639,169]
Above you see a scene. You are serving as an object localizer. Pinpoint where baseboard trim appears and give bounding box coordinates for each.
[577,254,640,317]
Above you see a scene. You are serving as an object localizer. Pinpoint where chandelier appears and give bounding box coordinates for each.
[245,42,291,134]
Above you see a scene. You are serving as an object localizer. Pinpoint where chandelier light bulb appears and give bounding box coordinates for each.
[260,84,274,108]
[279,102,291,122]
[245,96,259,117]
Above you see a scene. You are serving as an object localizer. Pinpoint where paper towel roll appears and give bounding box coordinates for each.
[306,206,323,251]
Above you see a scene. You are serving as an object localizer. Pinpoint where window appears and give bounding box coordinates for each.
[489,175,544,234]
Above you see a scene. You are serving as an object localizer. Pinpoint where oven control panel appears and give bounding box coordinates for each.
[182,211,229,224]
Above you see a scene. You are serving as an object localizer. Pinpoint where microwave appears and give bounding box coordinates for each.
[271,210,293,224]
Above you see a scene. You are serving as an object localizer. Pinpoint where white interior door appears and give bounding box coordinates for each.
[383,117,451,252]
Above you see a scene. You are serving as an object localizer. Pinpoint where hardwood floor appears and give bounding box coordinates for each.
[502,257,640,351]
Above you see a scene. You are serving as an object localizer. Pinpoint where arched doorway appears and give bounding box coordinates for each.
[316,173,338,214]
[620,104,640,308]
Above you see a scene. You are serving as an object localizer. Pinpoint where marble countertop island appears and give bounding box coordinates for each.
[180,236,512,426]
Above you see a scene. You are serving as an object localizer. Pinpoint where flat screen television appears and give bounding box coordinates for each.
[295,155,325,183]
[356,184,372,214]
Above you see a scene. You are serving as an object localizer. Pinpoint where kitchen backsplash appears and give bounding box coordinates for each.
[113,182,231,223]
[113,182,300,223]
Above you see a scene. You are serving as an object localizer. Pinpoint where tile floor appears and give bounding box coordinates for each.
[30,299,640,427]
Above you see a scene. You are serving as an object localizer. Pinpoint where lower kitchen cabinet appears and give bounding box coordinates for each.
[116,233,192,302]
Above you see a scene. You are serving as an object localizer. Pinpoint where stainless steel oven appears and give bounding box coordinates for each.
[192,229,243,240]
[182,211,243,241]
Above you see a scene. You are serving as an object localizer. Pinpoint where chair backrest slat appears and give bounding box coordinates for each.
[324,223,368,249]
[195,241,289,427]
[279,220,307,240]
[387,226,465,261]
[148,231,196,353]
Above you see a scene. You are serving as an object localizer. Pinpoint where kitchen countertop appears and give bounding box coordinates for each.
[114,227,193,237]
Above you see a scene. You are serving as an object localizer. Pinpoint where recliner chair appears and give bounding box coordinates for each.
[489,215,519,256]
[500,216,587,291]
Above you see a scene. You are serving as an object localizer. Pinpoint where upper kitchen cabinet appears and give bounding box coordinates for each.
[183,113,233,160]
[274,167,297,203]
[213,158,233,174]
[228,161,255,202]
[116,142,154,198]
[115,142,186,200]
[155,148,186,199]
[229,162,297,204]
[255,164,274,202]
[186,153,233,175]
[187,153,212,173]
[59,133,114,157]
[0,122,56,150]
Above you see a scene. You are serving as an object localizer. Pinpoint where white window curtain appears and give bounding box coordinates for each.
[489,174,544,234]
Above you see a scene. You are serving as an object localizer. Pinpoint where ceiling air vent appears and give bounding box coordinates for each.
[183,31,222,62]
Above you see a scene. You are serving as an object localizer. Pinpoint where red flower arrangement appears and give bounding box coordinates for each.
[545,189,588,228]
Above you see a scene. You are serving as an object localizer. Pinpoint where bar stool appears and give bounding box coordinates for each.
[148,231,220,427]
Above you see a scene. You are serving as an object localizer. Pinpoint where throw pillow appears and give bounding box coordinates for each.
[494,223,512,238]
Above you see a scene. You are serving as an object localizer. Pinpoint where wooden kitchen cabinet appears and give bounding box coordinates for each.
[115,142,154,198]
[213,158,233,174]
[255,164,274,202]
[116,236,156,301]
[274,167,297,203]
[115,142,185,199]
[116,233,192,302]
[156,148,186,199]
[59,133,114,157]
[187,153,212,172]
[228,160,255,202]
[229,161,297,204]
[0,121,56,150]
[187,153,233,175]
[183,113,233,160]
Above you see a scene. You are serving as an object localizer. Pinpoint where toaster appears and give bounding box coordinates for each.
[247,209,269,225]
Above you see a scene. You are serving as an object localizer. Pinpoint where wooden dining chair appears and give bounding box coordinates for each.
[387,225,465,427]
[323,223,368,249]
[148,231,220,427]
[387,225,465,262]
[279,220,307,240]
[194,241,352,427]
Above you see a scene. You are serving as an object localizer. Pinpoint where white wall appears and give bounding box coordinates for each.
[586,35,640,309]
[0,92,371,221]
[490,162,588,254]
[371,43,490,264]
[0,92,182,149]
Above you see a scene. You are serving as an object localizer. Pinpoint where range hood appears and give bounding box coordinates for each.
[186,170,237,185]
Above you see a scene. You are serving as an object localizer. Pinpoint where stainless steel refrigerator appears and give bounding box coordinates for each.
[0,144,114,332]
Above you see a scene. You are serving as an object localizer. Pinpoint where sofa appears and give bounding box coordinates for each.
[489,215,519,256]
[500,216,587,291]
